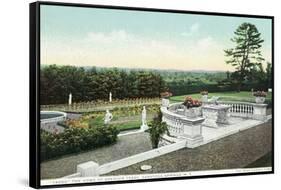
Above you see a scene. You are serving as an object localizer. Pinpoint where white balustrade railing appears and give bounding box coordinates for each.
[162,109,184,136]
[206,101,255,118]
[161,107,204,137]
[165,101,267,131]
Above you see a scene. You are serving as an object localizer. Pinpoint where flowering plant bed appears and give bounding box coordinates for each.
[182,97,203,118]
[183,97,202,109]
[253,91,267,97]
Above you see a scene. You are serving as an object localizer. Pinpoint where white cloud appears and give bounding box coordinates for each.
[87,30,134,44]
[85,30,178,55]
[196,37,218,50]
[181,23,200,37]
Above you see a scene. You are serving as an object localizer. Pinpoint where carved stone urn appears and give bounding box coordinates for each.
[255,96,265,104]
[184,107,202,118]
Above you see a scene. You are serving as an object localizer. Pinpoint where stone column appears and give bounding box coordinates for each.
[252,103,267,121]
[77,161,99,177]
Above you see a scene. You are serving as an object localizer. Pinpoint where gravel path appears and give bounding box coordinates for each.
[41,132,152,179]
[107,120,272,176]
[66,113,82,120]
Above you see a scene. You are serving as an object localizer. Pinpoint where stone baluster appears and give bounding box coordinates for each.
[238,104,241,113]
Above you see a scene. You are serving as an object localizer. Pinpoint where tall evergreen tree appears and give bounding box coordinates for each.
[224,22,264,92]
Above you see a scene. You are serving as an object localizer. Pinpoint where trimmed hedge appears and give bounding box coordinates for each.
[41,126,119,161]
[169,83,236,96]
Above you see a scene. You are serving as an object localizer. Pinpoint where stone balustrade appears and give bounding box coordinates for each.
[204,101,267,121]
[161,106,204,148]
[161,100,268,147]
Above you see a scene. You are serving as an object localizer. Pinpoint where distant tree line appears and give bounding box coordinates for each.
[41,63,272,105]
[164,65,272,96]
[40,65,167,105]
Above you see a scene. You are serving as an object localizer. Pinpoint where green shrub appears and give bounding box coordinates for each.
[40,126,119,161]
[148,109,169,149]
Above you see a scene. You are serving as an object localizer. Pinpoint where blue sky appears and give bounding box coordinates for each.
[41,4,272,71]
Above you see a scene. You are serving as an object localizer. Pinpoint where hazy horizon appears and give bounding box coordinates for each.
[41,64,233,73]
[41,5,272,71]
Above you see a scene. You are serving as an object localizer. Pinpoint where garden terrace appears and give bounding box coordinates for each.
[40,99,272,180]
[160,99,269,148]
[105,119,272,176]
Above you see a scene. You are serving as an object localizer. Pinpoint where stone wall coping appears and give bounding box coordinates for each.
[202,104,232,110]
[161,107,204,123]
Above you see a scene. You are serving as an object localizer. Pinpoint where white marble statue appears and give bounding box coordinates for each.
[109,92,112,102]
[68,93,72,105]
[142,106,147,126]
[104,109,113,125]
[140,106,148,131]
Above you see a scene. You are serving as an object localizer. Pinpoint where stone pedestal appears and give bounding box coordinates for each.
[202,105,231,128]
[140,124,149,131]
[185,135,204,148]
[181,117,204,148]
[201,95,208,103]
[77,161,99,177]
[255,96,265,104]
[161,98,170,107]
[253,103,267,121]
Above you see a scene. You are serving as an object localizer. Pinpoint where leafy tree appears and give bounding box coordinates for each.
[265,62,272,88]
[148,109,169,149]
[224,22,265,92]
[40,65,168,104]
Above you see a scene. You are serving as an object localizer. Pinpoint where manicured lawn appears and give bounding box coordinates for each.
[88,116,104,126]
[113,121,141,131]
[170,91,272,103]
[87,114,154,132]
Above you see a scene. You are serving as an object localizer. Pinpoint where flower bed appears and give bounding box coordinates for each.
[253,91,267,97]
[181,97,203,118]
[183,97,202,109]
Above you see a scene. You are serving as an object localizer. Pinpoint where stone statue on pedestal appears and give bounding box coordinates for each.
[68,93,72,105]
[140,106,148,131]
[109,92,112,102]
[104,109,113,125]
